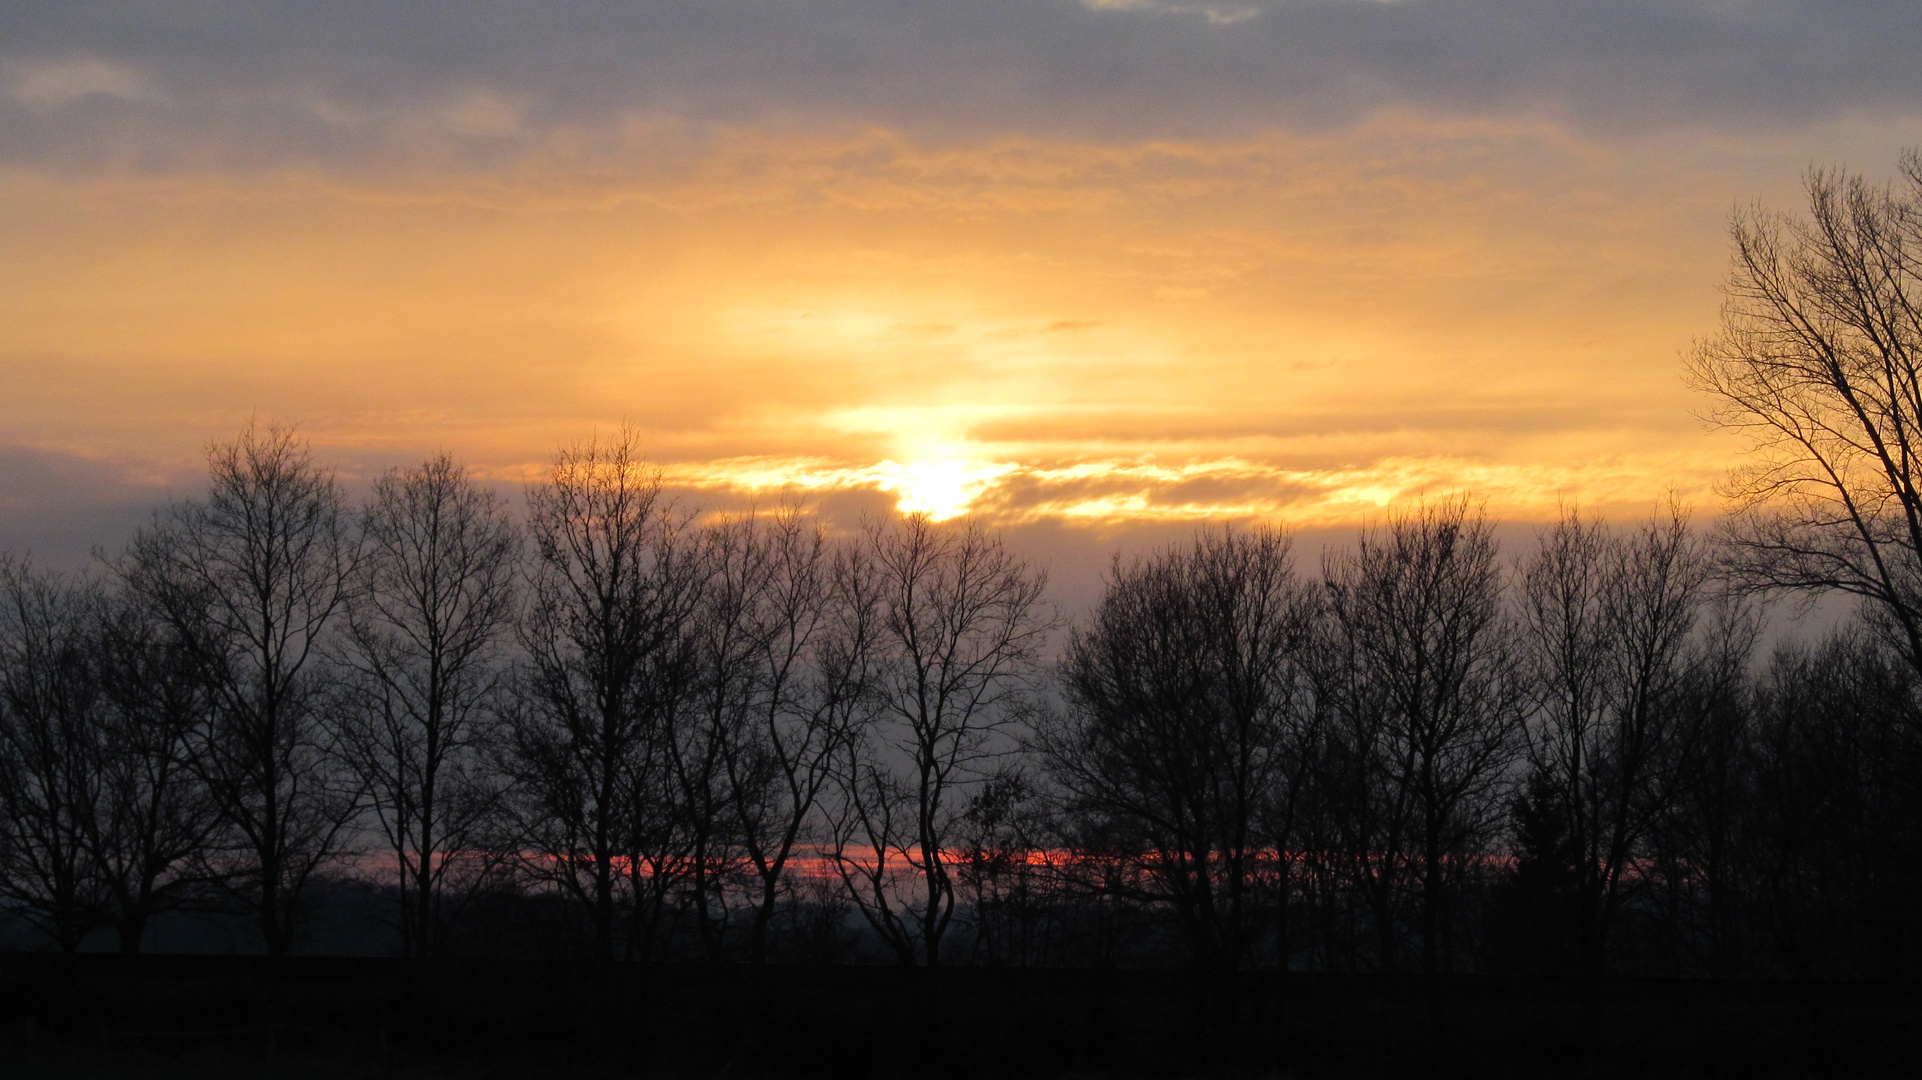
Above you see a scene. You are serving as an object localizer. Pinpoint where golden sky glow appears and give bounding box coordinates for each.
[4,3,1921,557]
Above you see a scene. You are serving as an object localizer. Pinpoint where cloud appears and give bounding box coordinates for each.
[653,448,1726,527]
[1080,0,1266,26]
[0,0,1900,547]
[0,444,165,567]
[5,57,156,108]
[1,1,1917,184]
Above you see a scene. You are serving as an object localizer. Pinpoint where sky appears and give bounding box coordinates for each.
[4,0,1922,588]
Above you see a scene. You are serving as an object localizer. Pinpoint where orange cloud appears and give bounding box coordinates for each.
[5,110,1916,544]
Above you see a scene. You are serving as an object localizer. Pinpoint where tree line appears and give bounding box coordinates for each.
[5,154,1922,981]
[0,428,1063,968]
[1,425,1916,981]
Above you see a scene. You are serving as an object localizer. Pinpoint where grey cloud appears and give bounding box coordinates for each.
[976,467,1324,515]
[0,445,165,568]
[964,400,1699,446]
[0,0,1915,178]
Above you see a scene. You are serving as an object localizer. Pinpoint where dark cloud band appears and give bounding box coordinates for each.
[3,0,1917,178]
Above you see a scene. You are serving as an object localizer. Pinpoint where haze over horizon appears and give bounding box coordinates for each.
[6,0,1922,567]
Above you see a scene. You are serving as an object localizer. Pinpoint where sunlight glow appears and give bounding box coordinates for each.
[654,450,1722,526]
[658,455,1018,519]
[871,458,1018,520]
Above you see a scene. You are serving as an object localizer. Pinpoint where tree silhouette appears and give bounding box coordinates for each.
[120,423,361,958]
[0,558,110,952]
[338,453,519,958]
[1691,152,1922,684]
[504,431,702,960]
[1517,505,1714,976]
[1323,500,1527,975]
[825,515,1054,967]
[1044,526,1316,975]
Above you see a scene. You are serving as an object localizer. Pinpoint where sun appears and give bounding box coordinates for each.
[875,459,1016,521]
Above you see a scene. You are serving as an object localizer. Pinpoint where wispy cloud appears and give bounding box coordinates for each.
[653,449,1724,526]
[5,57,158,108]
[3,0,1918,182]
[1080,0,1266,27]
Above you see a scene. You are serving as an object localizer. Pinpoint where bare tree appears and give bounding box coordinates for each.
[1518,506,1715,977]
[1323,500,1527,975]
[673,514,766,959]
[339,454,520,958]
[1305,610,1415,972]
[708,508,879,965]
[1744,631,1920,982]
[119,423,362,958]
[1688,152,1922,678]
[1043,527,1318,975]
[0,557,109,952]
[825,515,1054,967]
[504,432,702,959]
[1646,597,1761,977]
[88,585,224,953]
[1682,148,1922,986]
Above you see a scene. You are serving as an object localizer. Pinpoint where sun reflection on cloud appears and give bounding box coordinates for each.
[656,455,1016,520]
[658,450,1725,525]
[872,458,1019,520]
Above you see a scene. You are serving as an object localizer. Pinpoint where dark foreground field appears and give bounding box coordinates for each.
[0,956,1915,1079]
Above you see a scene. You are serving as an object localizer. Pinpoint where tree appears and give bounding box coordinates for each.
[1688,151,1922,679]
[89,584,224,953]
[1745,632,1922,982]
[504,432,702,959]
[707,508,879,965]
[339,454,520,958]
[1323,500,1528,975]
[952,770,1060,968]
[673,513,767,960]
[1485,767,1579,974]
[1516,506,1714,976]
[1644,597,1761,977]
[825,515,1054,968]
[0,557,109,952]
[1304,604,1415,972]
[1043,527,1318,975]
[120,423,361,958]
